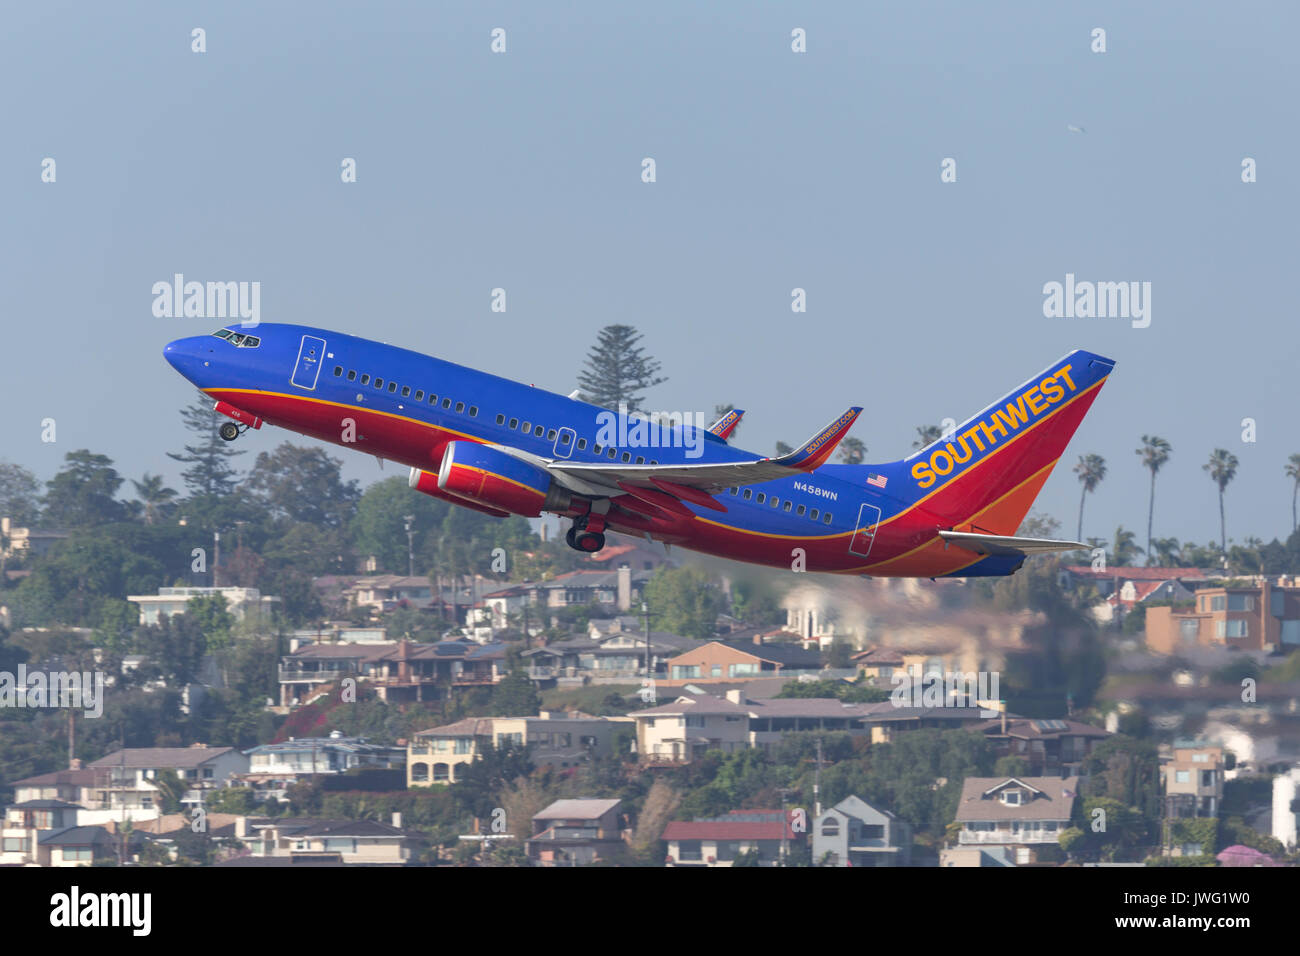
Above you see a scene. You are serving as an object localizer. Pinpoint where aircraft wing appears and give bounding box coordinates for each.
[937,530,1092,556]
[487,406,862,508]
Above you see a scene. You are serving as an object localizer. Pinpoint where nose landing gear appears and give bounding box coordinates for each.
[218,421,247,441]
[565,514,606,553]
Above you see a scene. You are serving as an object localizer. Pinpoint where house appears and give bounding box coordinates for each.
[947,775,1078,866]
[813,795,912,867]
[1272,764,1300,850]
[663,810,801,866]
[344,575,435,613]
[0,800,83,865]
[1162,740,1223,819]
[126,585,280,627]
[277,638,506,706]
[239,732,407,801]
[663,638,823,685]
[862,704,997,744]
[1145,580,1300,654]
[82,745,250,823]
[526,798,625,866]
[521,629,694,684]
[1094,577,1195,624]
[36,825,152,867]
[407,712,631,786]
[231,814,419,865]
[634,694,752,762]
[975,715,1110,776]
[0,516,70,560]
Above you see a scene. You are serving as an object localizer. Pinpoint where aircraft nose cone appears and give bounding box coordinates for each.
[163,335,209,384]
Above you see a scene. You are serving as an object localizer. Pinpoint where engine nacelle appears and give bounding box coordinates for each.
[408,467,510,517]
[436,441,572,517]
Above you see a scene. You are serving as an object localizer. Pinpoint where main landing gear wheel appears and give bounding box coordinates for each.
[218,421,241,442]
[565,516,607,553]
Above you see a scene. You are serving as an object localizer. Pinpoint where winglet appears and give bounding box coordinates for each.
[707,408,745,441]
[772,407,863,471]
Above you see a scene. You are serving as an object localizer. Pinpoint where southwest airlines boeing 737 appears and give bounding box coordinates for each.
[163,325,1114,578]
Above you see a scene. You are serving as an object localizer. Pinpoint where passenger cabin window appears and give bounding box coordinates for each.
[469,406,478,417]
[455,402,465,413]
[783,500,792,512]
[823,512,833,524]
[374,378,384,389]
[442,398,452,409]
[496,414,506,425]
[560,433,571,444]
[509,418,519,429]
[388,381,398,393]
[521,421,531,432]
[533,425,544,437]
[621,452,632,462]
[347,370,357,381]
[577,439,587,450]
[810,509,819,520]
[415,390,424,401]
[771,497,780,508]
[756,493,766,504]
[428,393,438,404]
[360,374,370,385]
[546,429,557,441]
[743,489,753,500]
[796,504,806,516]
[333,366,343,376]
[607,448,616,459]
[401,386,411,397]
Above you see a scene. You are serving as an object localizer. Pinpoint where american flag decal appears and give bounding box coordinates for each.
[866,473,887,488]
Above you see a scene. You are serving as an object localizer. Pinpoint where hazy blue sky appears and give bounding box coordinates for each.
[3,2,1297,551]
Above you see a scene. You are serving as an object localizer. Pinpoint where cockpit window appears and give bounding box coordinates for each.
[210,328,260,347]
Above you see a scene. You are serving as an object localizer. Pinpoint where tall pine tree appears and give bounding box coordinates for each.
[576,325,667,414]
[167,391,245,497]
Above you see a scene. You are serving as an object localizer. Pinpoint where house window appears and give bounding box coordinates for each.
[453,738,473,755]
[1000,790,1021,806]
[678,840,702,861]
[1179,619,1199,642]
[1227,594,1253,611]
[862,824,884,839]
[1175,770,1190,783]
[1216,620,1248,638]
[3,837,30,852]
[63,847,93,862]
[1211,595,1226,611]
[821,818,840,836]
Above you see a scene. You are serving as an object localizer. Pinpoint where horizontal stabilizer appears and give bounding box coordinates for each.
[937,530,1091,557]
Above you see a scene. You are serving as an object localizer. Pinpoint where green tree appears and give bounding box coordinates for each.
[245,443,360,528]
[1073,453,1107,542]
[1203,448,1239,557]
[1136,435,1171,564]
[43,450,128,528]
[643,566,722,638]
[576,325,667,415]
[1149,537,1182,567]
[167,391,245,497]
[184,593,234,651]
[130,473,178,526]
[490,671,542,717]
[838,437,866,464]
[0,461,42,525]
[353,476,450,574]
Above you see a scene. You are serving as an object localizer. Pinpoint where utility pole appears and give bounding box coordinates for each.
[642,601,651,679]
[404,515,415,577]
[213,531,221,588]
[814,738,823,818]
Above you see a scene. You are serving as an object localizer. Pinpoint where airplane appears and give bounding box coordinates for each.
[163,324,1114,578]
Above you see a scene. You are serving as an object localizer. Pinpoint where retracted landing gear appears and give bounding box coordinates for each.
[565,513,606,553]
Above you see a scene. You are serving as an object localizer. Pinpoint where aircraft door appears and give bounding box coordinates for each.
[290,335,327,390]
[553,427,576,460]
[848,503,882,558]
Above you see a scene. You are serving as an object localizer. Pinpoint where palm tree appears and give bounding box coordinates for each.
[131,473,178,526]
[1286,453,1300,534]
[1112,526,1144,567]
[838,437,866,465]
[913,424,943,449]
[1073,454,1107,542]
[1203,448,1239,556]
[1135,435,1171,564]
[1150,536,1182,567]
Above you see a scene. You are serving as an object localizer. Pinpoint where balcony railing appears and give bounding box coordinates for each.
[958,829,1060,845]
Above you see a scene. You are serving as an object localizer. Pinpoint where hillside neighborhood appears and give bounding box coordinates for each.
[4,439,1300,868]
